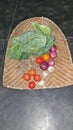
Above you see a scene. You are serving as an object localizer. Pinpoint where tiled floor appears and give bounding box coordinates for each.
[0,0,73,39]
[0,0,17,39]
[0,0,73,130]
[13,0,73,36]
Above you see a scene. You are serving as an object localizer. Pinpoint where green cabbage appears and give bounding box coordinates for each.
[7,23,54,60]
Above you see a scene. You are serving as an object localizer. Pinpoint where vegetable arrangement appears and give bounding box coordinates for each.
[7,22,58,89]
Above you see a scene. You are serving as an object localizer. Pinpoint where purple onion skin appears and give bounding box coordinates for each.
[50,45,57,52]
[50,51,57,59]
[40,61,49,70]
[48,59,55,66]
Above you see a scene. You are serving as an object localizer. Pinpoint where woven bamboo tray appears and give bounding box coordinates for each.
[3,17,73,89]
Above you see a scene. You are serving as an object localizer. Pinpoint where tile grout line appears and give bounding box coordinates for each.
[0,39,8,41]
[67,36,73,38]
[7,0,19,39]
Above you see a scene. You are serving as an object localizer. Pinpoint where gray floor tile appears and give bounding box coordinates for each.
[0,0,17,39]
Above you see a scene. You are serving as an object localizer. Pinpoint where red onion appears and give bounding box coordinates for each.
[50,45,57,52]
[50,51,57,59]
[40,61,49,70]
[48,59,55,66]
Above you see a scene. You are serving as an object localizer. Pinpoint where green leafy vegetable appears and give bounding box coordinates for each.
[32,22,51,36]
[7,43,22,60]
[7,22,54,60]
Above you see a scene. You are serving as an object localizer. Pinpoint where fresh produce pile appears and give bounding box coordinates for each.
[7,22,58,89]
[36,44,57,70]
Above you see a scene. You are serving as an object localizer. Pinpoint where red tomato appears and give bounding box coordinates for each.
[28,69,36,76]
[29,81,35,89]
[23,73,31,81]
[36,56,43,64]
[34,74,41,82]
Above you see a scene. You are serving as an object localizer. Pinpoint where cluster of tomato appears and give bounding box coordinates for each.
[23,69,41,89]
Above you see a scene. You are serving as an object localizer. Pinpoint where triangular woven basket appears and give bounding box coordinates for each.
[3,17,73,89]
